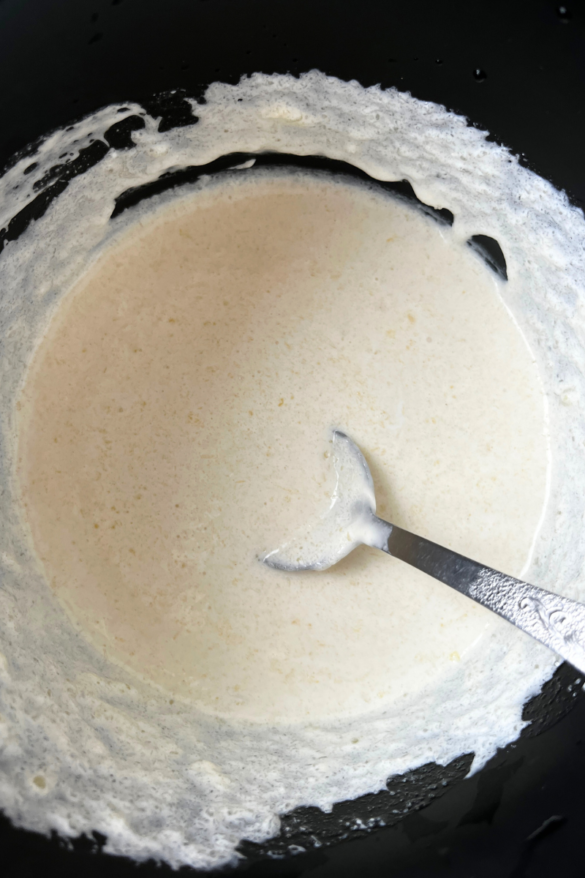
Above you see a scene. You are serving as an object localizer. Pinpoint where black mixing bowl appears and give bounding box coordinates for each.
[1,1,585,876]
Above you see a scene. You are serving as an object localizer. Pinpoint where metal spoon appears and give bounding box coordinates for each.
[262,430,585,675]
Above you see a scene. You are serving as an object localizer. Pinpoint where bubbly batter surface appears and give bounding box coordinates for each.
[17,172,548,721]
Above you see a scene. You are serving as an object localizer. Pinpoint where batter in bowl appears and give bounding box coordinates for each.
[0,72,584,869]
[17,171,548,721]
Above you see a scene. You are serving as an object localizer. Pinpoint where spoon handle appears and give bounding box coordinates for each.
[378,518,585,675]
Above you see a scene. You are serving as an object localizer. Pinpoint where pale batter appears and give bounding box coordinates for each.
[1,72,584,870]
[17,172,547,720]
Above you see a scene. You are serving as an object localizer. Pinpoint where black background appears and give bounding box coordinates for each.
[1,1,585,876]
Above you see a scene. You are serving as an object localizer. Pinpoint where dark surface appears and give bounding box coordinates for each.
[1,0,585,875]
[1,0,585,207]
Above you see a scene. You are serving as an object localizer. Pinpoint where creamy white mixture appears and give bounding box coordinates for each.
[16,170,548,719]
[1,72,585,870]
